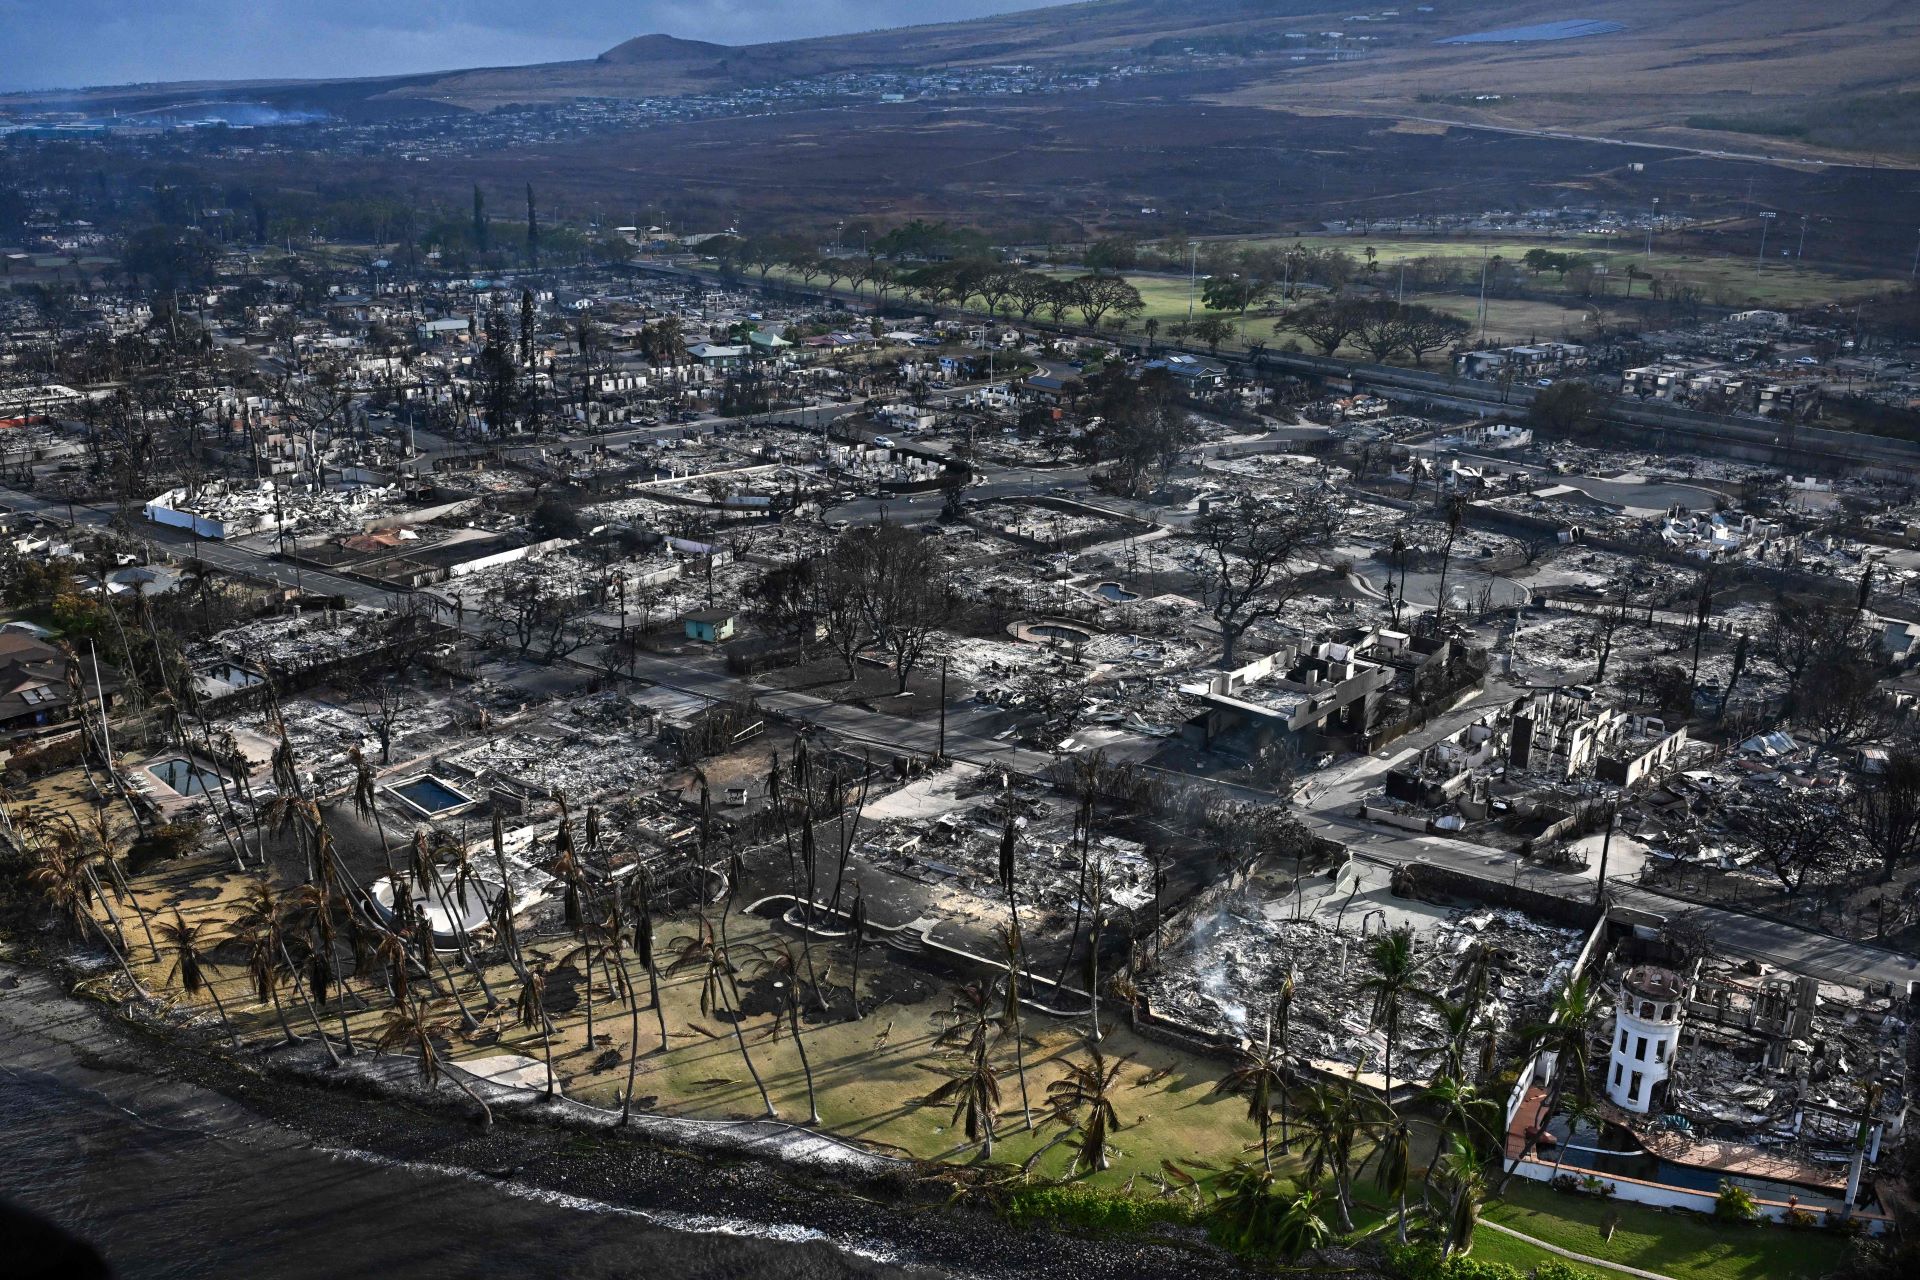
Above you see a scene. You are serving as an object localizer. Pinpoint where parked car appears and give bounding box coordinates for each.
[872,435,895,448]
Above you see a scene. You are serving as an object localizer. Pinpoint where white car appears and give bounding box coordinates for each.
[871,435,895,448]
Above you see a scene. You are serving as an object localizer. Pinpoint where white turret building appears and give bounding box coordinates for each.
[1607,966,1685,1114]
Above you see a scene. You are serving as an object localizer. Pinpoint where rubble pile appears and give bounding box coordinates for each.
[1146,892,1582,1077]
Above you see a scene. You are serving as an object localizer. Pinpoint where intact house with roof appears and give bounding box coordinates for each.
[0,631,122,739]
[683,608,739,644]
[687,342,751,371]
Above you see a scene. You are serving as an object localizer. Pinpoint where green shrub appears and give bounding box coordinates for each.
[1003,1184,1193,1236]
[1385,1243,1595,1280]
[1714,1181,1761,1224]
[1530,1262,1598,1280]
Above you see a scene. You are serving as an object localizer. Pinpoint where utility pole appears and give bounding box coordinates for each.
[1476,249,1490,342]
[1186,242,1198,324]
[1910,227,1920,281]
[1755,211,1776,275]
[1593,804,1616,908]
[937,656,948,761]
[1796,214,1809,260]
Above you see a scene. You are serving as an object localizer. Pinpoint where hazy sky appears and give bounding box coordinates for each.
[0,0,1070,92]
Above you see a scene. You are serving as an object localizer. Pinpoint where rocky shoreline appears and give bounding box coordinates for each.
[0,953,1275,1280]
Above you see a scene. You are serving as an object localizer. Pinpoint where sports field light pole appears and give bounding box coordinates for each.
[1185,242,1198,324]
[1910,227,1920,281]
[1645,197,1659,258]
[1796,214,1809,260]
[1754,211,1776,275]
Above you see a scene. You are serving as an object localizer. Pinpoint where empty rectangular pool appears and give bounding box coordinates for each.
[150,757,222,798]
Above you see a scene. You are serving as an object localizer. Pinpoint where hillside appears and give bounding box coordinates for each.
[5,1,1918,164]
[365,0,1920,164]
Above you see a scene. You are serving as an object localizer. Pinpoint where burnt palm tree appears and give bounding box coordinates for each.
[847,887,869,1021]
[515,964,556,1097]
[157,909,239,1048]
[1044,1039,1128,1174]
[27,845,150,999]
[667,916,775,1118]
[998,925,1033,1130]
[228,880,297,1044]
[347,746,396,875]
[627,873,669,1055]
[932,981,999,1063]
[281,880,355,1055]
[758,939,820,1125]
[925,1039,1002,1162]
[375,996,493,1129]
[561,911,627,1058]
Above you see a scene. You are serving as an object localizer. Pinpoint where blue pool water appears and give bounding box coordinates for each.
[1030,624,1091,643]
[1093,582,1138,602]
[393,777,471,814]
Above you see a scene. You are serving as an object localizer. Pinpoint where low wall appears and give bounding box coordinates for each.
[1505,1155,1889,1233]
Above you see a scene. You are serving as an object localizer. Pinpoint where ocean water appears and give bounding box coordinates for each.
[0,995,913,1280]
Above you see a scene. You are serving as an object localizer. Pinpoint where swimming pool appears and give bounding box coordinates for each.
[149,757,222,798]
[1093,582,1138,602]
[391,776,475,817]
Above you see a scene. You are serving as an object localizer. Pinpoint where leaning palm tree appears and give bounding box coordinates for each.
[228,880,297,1043]
[157,909,239,1048]
[1044,1039,1128,1174]
[281,881,355,1055]
[27,845,150,999]
[375,996,493,1129]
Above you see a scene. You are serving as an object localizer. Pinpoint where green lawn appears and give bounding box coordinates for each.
[1483,1181,1837,1280]
[1225,235,1897,309]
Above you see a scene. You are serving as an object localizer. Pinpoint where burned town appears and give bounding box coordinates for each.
[7,18,1920,1269]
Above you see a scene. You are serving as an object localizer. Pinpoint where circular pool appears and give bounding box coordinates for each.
[1009,618,1096,646]
[369,874,498,945]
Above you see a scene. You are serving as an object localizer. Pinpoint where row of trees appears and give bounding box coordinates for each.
[1272,298,1473,364]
